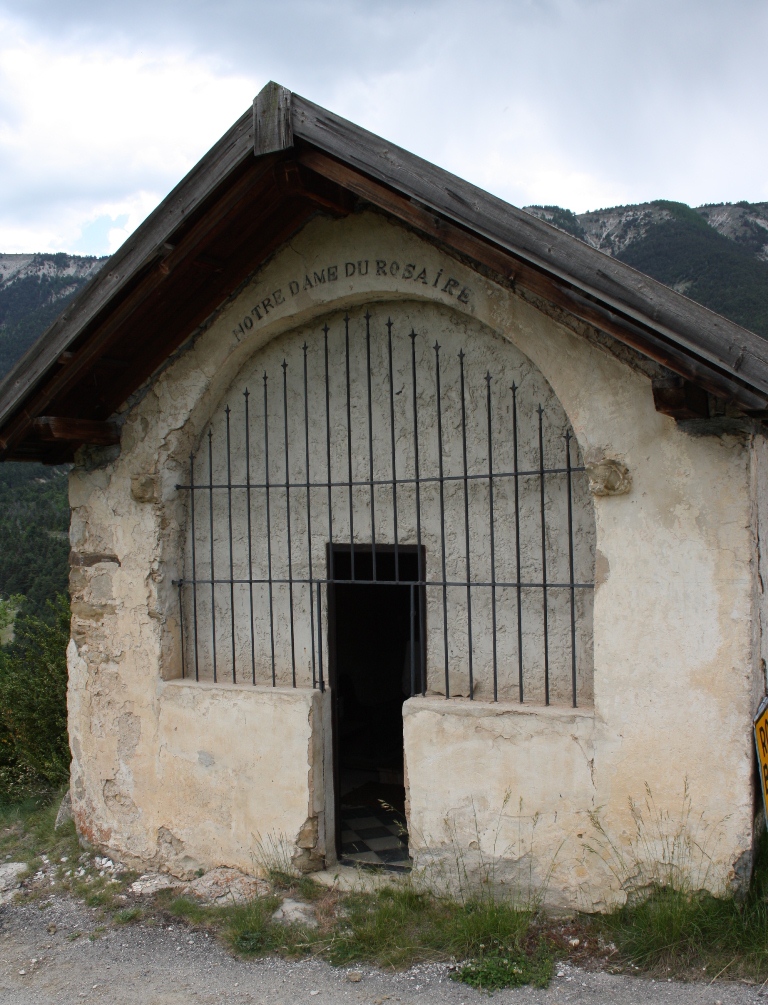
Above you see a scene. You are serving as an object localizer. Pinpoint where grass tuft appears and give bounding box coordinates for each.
[594,827,768,979]
[453,939,553,991]
[324,884,540,973]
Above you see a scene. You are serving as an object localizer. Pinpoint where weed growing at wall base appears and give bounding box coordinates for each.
[594,828,768,979]
[582,782,768,980]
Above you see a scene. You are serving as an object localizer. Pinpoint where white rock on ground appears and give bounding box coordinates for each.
[0,862,28,904]
[184,867,269,905]
[129,867,268,904]
[129,874,184,896]
[272,898,318,927]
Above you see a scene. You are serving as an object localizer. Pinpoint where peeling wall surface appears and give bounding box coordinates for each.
[67,211,761,907]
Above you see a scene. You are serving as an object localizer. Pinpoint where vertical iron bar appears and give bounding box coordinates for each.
[208,429,217,683]
[459,350,474,699]
[538,405,550,705]
[566,430,578,708]
[511,384,523,703]
[434,342,450,698]
[225,405,236,683]
[324,325,334,585]
[365,311,377,581]
[315,582,323,691]
[244,389,256,685]
[263,372,276,686]
[189,452,200,682]
[345,314,355,580]
[303,343,317,689]
[317,581,325,693]
[387,318,400,583]
[409,583,416,697]
[410,331,425,696]
[283,360,297,687]
[485,373,498,702]
[178,580,185,679]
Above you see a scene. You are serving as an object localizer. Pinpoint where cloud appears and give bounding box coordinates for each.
[0,16,257,252]
[0,0,767,254]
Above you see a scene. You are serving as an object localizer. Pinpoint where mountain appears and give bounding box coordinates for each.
[0,254,104,617]
[0,253,104,381]
[523,201,768,339]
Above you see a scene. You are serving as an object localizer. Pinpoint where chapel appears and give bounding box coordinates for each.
[0,83,766,909]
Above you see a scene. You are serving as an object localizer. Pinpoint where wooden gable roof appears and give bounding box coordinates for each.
[2,81,767,462]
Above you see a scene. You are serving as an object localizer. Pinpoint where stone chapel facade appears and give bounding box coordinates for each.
[1,84,767,911]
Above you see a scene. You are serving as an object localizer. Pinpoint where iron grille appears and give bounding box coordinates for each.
[175,309,595,706]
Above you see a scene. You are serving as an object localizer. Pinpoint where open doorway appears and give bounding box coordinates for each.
[328,545,424,871]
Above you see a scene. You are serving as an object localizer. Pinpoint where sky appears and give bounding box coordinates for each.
[0,0,766,257]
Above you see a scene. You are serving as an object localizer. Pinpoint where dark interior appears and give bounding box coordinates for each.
[330,546,422,860]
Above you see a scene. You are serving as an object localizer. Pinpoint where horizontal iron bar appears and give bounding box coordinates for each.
[173,577,594,589]
[175,465,586,492]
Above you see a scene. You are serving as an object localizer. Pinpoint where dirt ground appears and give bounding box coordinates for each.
[0,894,765,1005]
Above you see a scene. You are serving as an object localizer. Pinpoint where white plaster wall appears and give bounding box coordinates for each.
[67,210,760,901]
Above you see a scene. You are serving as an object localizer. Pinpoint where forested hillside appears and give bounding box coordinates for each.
[524,200,768,339]
[0,254,102,617]
[0,254,103,380]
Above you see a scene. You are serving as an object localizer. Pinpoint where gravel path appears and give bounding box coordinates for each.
[0,895,764,1005]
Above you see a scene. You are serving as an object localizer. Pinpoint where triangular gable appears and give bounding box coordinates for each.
[1,81,766,462]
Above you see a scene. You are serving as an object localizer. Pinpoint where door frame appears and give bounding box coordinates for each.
[326,543,426,860]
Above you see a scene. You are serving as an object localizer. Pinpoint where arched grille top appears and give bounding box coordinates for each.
[175,305,595,706]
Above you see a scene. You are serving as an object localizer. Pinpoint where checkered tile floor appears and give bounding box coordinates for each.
[340,803,410,872]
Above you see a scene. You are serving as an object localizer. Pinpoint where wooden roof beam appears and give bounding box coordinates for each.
[33,416,120,446]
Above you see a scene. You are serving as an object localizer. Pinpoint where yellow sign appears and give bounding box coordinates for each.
[755,698,768,825]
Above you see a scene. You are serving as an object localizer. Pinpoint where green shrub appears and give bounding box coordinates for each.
[0,595,70,800]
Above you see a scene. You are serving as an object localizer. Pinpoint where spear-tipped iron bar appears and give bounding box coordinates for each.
[225,405,236,683]
[538,405,550,705]
[189,452,200,682]
[486,372,498,701]
[264,373,276,686]
[566,430,578,708]
[303,343,317,689]
[283,360,297,687]
[511,384,524,703]
[410,331,425,695]
[345,314,355,581]
[244,389,256,685]
[324,325,335,586]
[208,429,217,683]
[459,350,474,699]
[387,318,400,583]
[365,312,377,581]
[434,341,450,698]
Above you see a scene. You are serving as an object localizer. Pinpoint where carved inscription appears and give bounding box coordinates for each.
[232,257,471,339]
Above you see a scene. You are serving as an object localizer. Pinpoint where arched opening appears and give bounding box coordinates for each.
[177,301,596,865]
